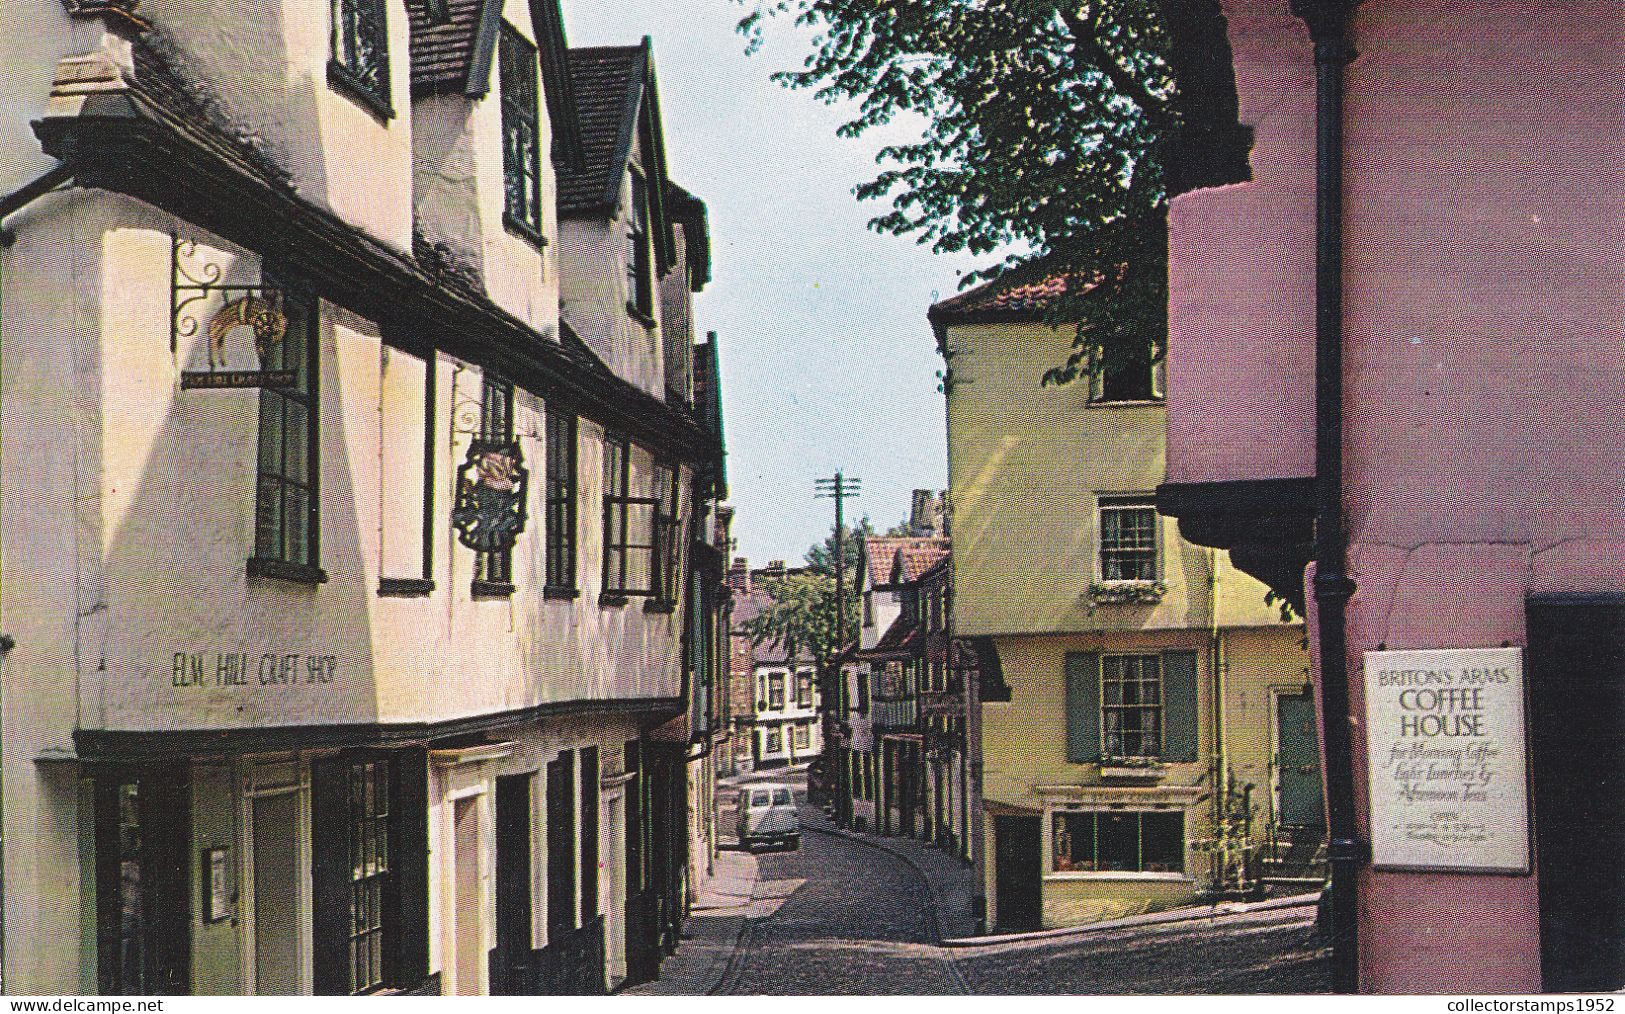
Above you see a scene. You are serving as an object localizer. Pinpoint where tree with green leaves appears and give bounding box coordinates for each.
[739,0,1174,385]
[740,570,859,675]
[804,516,877,578]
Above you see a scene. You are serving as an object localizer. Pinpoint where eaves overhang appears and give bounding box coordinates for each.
[1156,475,1316,611]
[73,695,685,762]
[32,68,721,468]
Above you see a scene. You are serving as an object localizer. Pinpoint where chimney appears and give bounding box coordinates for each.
[762,560,788,581]
[727,556,751,593]
[910,489,947,537]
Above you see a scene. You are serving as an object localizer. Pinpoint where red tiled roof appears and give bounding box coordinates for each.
[894,543,950,584]
[927,256,1095,327]
[862,536,949,588]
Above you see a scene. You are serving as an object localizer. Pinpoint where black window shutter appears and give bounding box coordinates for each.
[1161,649,1201,763]
[1064,652,1101,763]
[391,748,431,989]
[310,756,350,995]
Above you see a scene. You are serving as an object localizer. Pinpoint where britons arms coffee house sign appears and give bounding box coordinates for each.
[1363,646,1530,874]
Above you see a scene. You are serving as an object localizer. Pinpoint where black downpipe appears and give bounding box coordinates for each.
[1292,0,1363,994]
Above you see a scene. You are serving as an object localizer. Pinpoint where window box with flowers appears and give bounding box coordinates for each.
[1087,580,1167,605]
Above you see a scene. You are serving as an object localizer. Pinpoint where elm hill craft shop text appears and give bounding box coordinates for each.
[172,651,339,688]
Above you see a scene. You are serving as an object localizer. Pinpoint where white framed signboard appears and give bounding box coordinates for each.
[1363,646,1530,874]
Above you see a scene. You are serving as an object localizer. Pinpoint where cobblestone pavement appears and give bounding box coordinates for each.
[692,769,1329,995]
[954,906,1332,995]
[712,773,965,996]
[714,821,967,995]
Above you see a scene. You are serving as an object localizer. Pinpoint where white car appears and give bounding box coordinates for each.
[737,782,800,851]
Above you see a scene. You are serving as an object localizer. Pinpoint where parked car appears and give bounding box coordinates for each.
[737,782,800,851]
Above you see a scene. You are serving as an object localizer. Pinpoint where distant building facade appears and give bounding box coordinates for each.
[726,560,824,772]
[837,495,973,864]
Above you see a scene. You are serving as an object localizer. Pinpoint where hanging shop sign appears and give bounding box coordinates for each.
[172,234,297,389]
[451,441,529,553]
[1363,646,1530,874]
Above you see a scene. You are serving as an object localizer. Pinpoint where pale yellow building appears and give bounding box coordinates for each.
[931,262,1322,931]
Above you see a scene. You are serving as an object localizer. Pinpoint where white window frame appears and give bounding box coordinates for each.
[1045,806,1191,882]
[1097,496,1160,583]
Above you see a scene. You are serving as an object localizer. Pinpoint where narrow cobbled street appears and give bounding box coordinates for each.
[713,777,966,995]
[693,773,1330,995]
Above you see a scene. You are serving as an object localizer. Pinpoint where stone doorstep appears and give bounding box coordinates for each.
[939,890,1325,949]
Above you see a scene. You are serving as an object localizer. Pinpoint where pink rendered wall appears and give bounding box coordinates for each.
[1338,2,1625,994]
[1170,0,1625,993]
[1164,1,1317,486]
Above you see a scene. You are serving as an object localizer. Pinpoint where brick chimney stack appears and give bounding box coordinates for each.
[910,489,948,537]
[762,560,788,581]
[727,556,751,593]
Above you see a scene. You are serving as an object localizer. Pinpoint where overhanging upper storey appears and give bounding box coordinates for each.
[1153,0,1320,608]
[32,33,721,469]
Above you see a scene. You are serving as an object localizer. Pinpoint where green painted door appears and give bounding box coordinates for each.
[1276,692,1324,829]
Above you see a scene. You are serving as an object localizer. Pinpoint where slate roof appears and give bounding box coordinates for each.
[406,0,500,96]
[862,536,950,589]
[927,255,1094,329]
[730,586,808,665]
[558,43,645,214]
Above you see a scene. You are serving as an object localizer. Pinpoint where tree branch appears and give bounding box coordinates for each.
[1059,7,1169,122]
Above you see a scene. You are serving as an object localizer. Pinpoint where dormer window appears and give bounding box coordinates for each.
[329,0,392,118]
[626,172,654,324]
[499,25,544,243]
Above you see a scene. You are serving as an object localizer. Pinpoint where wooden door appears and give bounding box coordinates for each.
[1527,598,1625,991]
[452,797,481,995]
[1275,691,1325,829]
[252,792,301,994]
[993,815,1041,931]
[493,774,533,995]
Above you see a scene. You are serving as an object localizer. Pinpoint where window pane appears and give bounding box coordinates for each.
[284,486,310,565]
[258,396,284,469]
[1097,812,1139,871]
[1053,812,1096,872]
[1141,812,1184,872]
[284,401,308,483]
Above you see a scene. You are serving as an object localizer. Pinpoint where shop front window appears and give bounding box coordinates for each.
[1052,810,1184,874]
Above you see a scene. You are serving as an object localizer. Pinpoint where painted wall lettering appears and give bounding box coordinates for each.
[172,651,339,688]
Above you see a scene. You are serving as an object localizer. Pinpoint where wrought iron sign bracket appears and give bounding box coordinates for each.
[172,233,296,390]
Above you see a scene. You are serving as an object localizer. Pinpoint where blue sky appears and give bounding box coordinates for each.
[563,2,986,567]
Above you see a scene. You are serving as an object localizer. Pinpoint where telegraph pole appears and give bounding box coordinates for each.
[814,471,861,652]
[814,471,860,820]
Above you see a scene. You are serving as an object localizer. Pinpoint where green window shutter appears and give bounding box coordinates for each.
[1065,651,1101,763]
[1161,649,1200,762]
[310,756,350,996]
[391,748,431,988]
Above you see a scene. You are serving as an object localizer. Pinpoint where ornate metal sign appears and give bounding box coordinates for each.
[173,234,296,389]
[451,441,530,552]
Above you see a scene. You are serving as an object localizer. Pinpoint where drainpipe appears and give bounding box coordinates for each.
[1208,549,1228,888]
[1290,0,1362,994]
